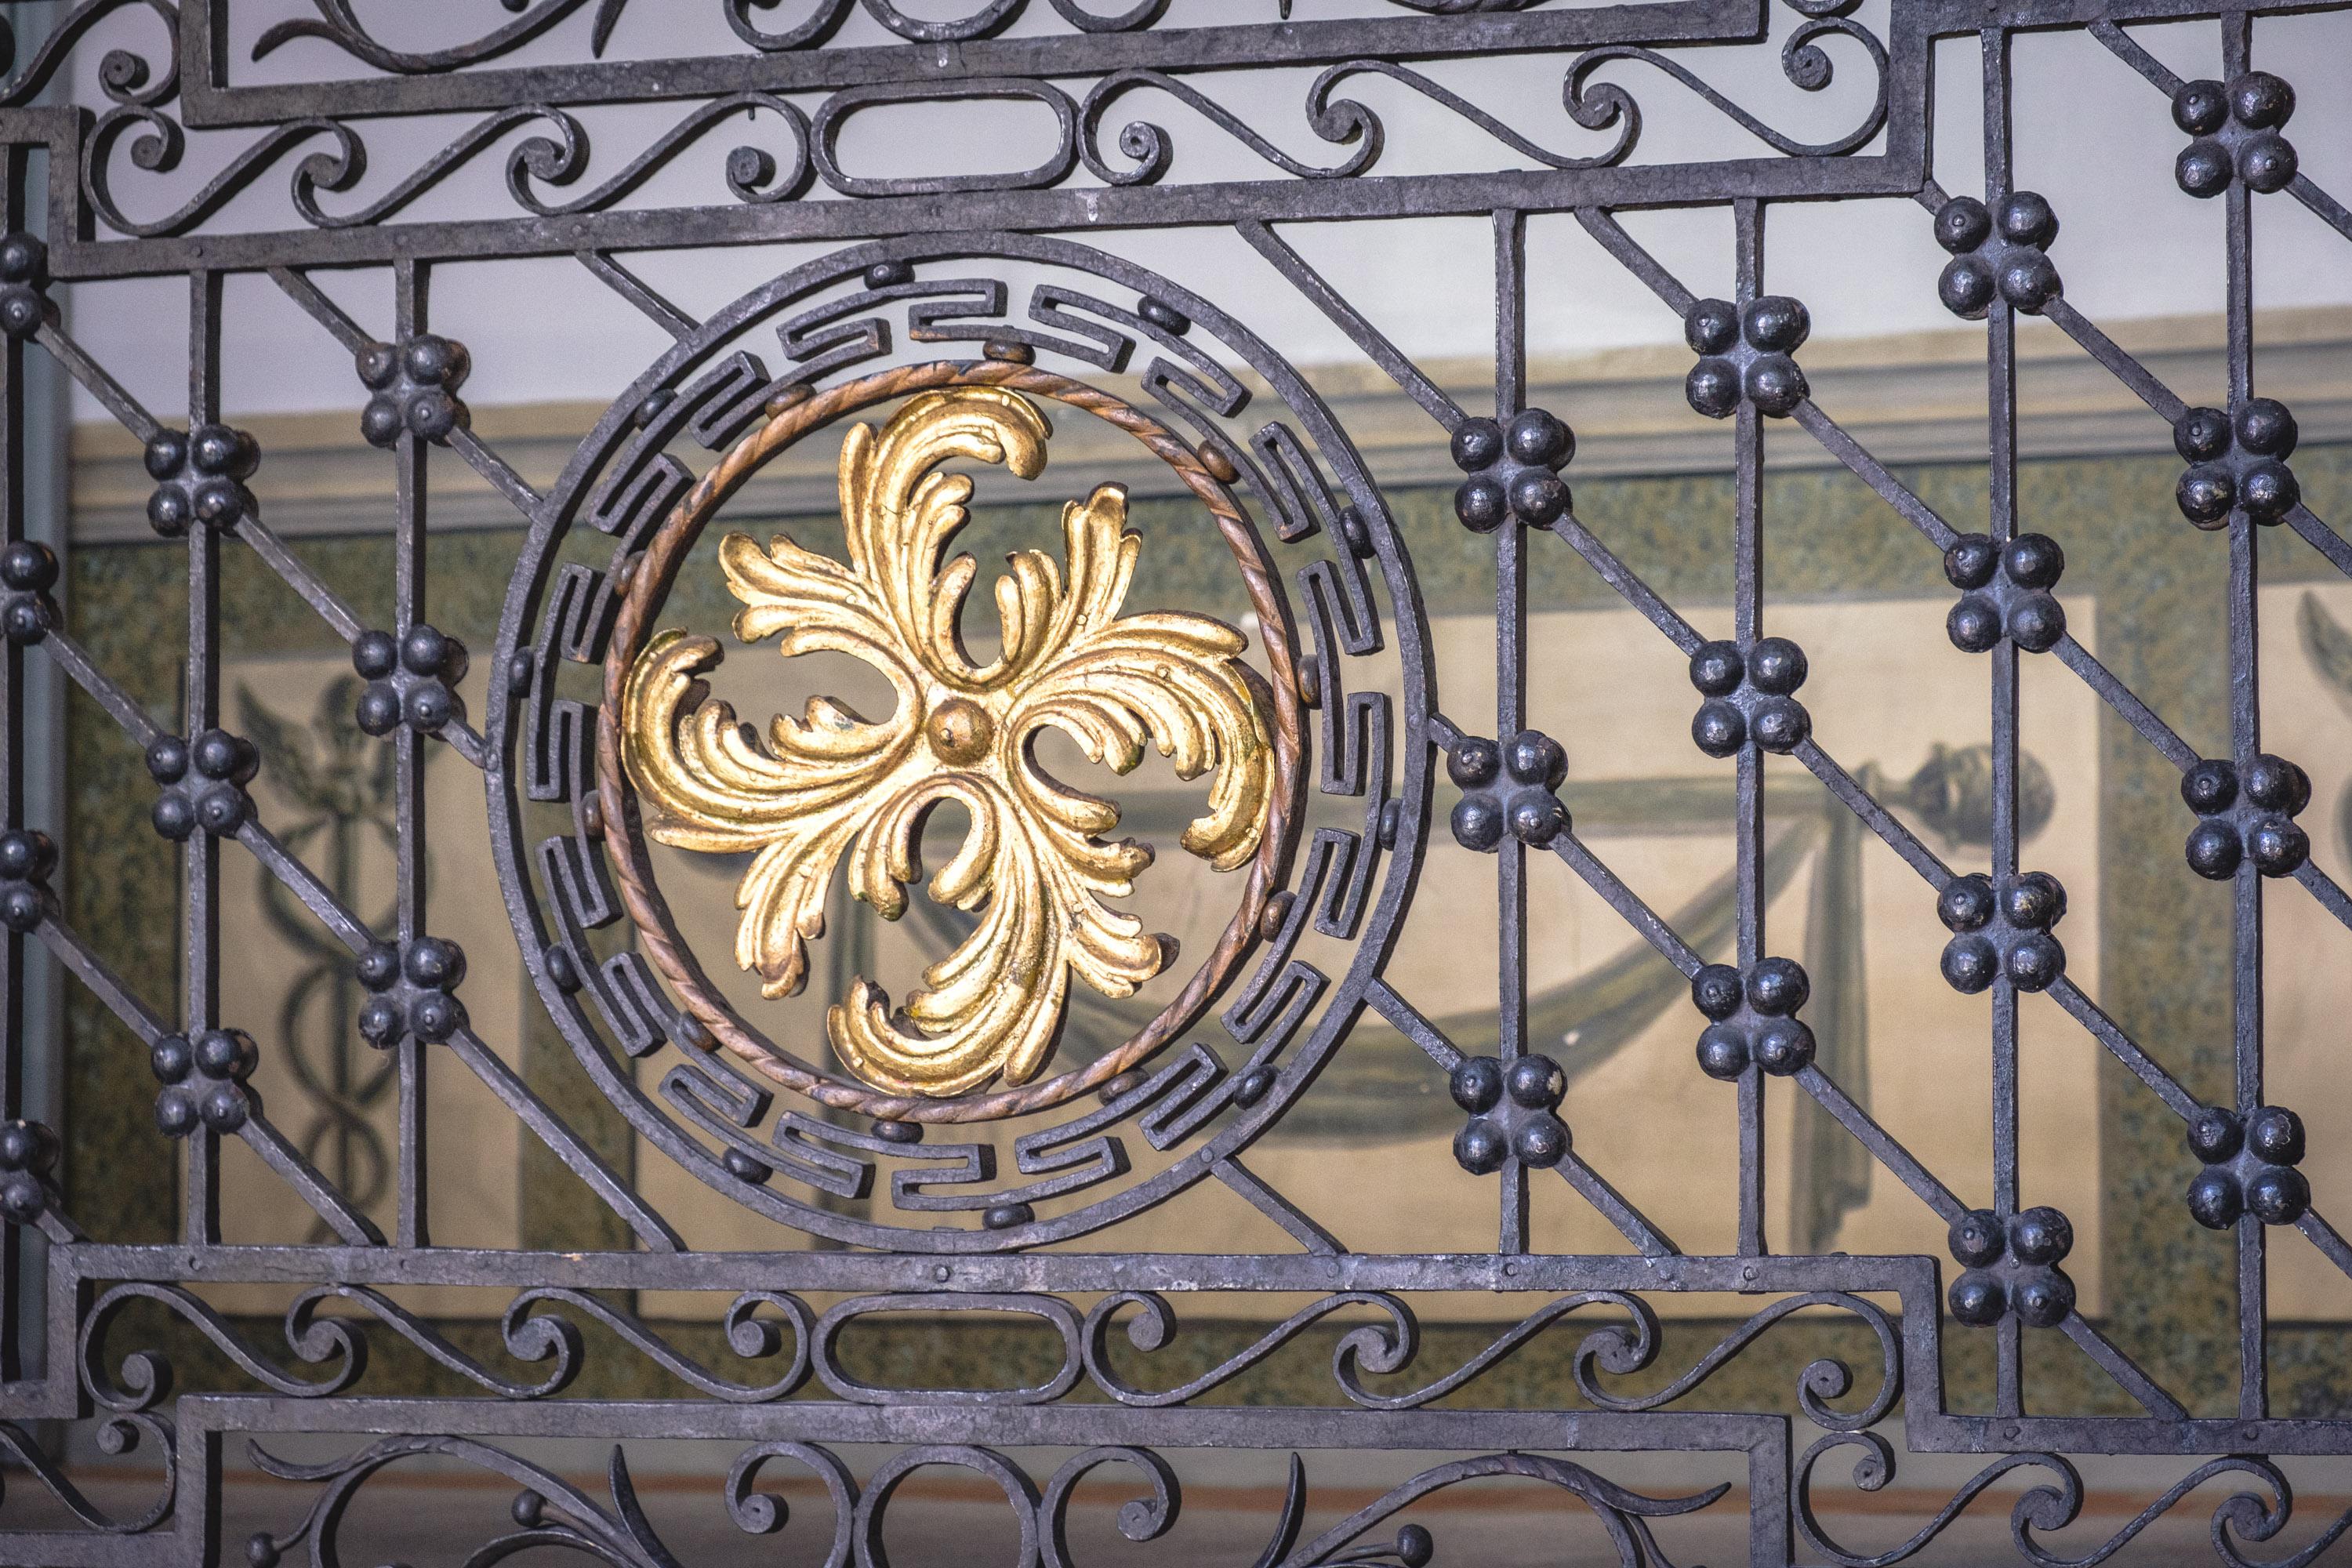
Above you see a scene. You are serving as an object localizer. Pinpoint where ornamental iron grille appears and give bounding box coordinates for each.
[0,2,2347,1565]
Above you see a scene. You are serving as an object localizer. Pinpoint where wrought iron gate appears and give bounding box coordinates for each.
[0,1,2350,1563]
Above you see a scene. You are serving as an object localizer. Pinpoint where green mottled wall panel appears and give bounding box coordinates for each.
[57,441,2352,1412]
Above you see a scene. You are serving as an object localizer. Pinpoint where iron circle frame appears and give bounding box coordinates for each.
[481,230,1438,1250]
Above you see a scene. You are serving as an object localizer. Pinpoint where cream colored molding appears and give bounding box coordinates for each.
[69,306,2352,542]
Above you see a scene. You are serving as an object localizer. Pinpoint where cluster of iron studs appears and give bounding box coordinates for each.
[0,829,57,935]
[0,1118,58,1224]
[150,1026,260,1136]
[0,538,57,647]
[1689,637,1809,757]
[1936,871,2067,993]
[2173,399,2299,528]
[1449,408,1574,531]
[2181,754,2311,879]
[1446,730,1569,851]
[357,936,470,1047]
[358,334,474,448]
[1943,532,2066,654]
[1932,192,2062,318]
[143,423,261,537]
[2173,72,2299,198]
[353,625,469,737]
[1683,296,1809,418]
[0,231,49,340]
[146,729,260,841]
[1448,1053,1570,1173]
[1691,957,1816,1079]
[1947,1205,2077,1328]
[2186,1104,2310,1228]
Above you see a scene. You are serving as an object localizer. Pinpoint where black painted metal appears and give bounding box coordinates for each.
[0,1,2348,1563]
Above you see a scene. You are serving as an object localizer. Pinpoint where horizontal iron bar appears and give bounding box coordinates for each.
[183,1395,1787,1452]
[63,1245,1932,1297]
[39,153,1928,282]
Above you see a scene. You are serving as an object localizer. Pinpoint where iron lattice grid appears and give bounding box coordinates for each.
[0,0,2344,1563]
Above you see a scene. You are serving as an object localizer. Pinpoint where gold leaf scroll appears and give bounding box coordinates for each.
[621,387,1274,1097]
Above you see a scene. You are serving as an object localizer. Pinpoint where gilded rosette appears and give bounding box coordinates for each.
[620,387,1274,1097]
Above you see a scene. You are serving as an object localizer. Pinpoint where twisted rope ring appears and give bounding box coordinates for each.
[597,358,1305,1124]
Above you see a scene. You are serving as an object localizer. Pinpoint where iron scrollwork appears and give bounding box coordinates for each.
[243,1437,1731,1568]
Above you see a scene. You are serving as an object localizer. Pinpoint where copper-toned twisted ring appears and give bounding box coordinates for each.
[597,358,1305,1123]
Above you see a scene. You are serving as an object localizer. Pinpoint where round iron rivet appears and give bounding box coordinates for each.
[2187,1105,2243,1163]
[2187,1167,2243,1229]
[983,1202,1033,1230]
[0,540,57,593]
[1450,418,1504,472]
[2247,1105,2305,1166]
[580,795,605,840]
[721,1147,771,1185]
[1257,891,1295,940]
[1449,736,1501,789]
[873,1118,924,1144]
[981,339,1035,365]
[1295,655,1322,708]
[1454,476,1508,533]
[1948,1270,2005,1326]
[1690,964,1744,1022]
[1449,1056,1504,1116]
[1451,797,1502,853]
[1510,1115,1567,1167]
[1452,1118,1506,1174]
[1199,443,1239,483]
[1137,295,1190,334]
[1096,1070,1145,1105]
[1684,297,1740,354]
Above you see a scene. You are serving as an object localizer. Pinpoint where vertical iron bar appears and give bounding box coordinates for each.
[1984,22,2026,1418]
[2220,4,2267,1423]
[1733,198,1766,1258]
[5,127,65,1389]
[1494,207,1530,1255]
[392,259,430,1250]
[183,269,223,1246]
[0,144,24,1379]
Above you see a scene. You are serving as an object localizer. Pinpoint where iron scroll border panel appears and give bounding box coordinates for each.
[0,1,2350,1565]
[32,0,1933,278]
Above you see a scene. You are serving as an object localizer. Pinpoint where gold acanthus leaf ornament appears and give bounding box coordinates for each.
[619,387,1276,1098]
